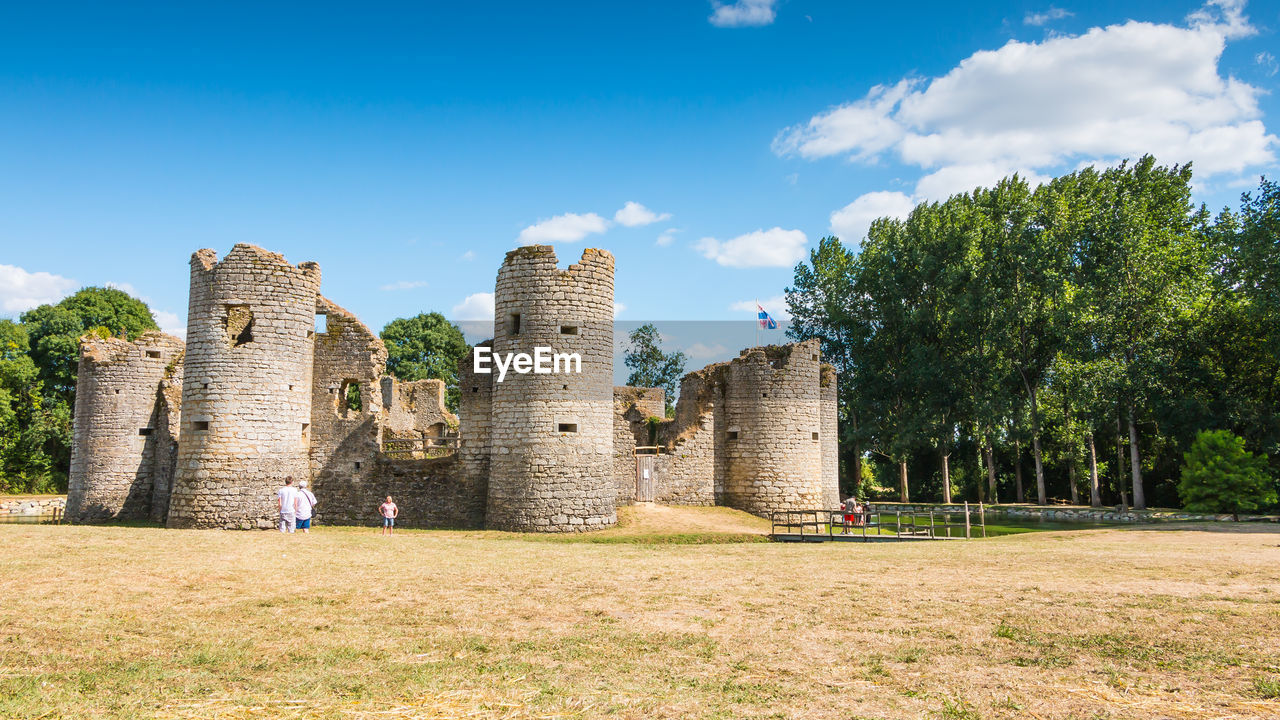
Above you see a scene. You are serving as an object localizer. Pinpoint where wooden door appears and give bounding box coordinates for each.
[635,455,656,502]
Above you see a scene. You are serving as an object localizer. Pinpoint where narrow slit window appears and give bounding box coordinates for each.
[301,423,309,438]
[560,325,578,335]
[557,423,578,434]
[509,313,522,335]
[354,461,361,471]
[138,428,153,436]
[194,421,210,431]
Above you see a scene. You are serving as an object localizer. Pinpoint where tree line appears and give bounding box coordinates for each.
[786,156,1279,510]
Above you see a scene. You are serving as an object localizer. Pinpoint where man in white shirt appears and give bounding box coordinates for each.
[295,480,318,533]
[277,477,300,533]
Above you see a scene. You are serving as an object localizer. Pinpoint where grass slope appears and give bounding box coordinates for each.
[1,518,1278,719]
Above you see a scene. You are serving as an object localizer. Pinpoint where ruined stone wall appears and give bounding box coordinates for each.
[820,364,840,509]
[382,378,456,444]
[167,244,321,529]
[457,342,492,509]
[719,339,825,516]
[612,387,664,505]
[308,296,386,516]
[149,369,184,523]
[67,332,185,522]
[653,371,719,506]
[487,246,616,531]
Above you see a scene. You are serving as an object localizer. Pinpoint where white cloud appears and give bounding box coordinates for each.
[517,212,610,245]
[1257,51,1278,77]
[105,281,141,298]
[774,0,1276,201]
[685,342,729,360]
[613,302,626,318]
[614,201,671,227]
[153,310,187,340]
[709,0,777,27]
[379,280,429,292]
[459,250,476,261]
[829,191,917,243]
[729,295,792,321]
[656,230,677,247]
[1024,7,1073,26]
[697,228,808,269]
[0,264,77,314]
[451,292,495,321]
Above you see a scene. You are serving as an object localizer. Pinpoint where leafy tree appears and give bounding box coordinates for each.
[21,287,158,404]
[1177,430,1277,516]
[623,324,686,415]
[379,312,469,412]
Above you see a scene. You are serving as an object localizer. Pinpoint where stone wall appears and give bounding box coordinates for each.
[167,244,321,529]
[487,246,616,531]
[719,340,825,516]
[820,364,839,509]
[149,369,184,523]
[309,295,386,516]
[457,341,493,509]
[67,331,185,523]
[612,386,664,505]
[653,372,719,506]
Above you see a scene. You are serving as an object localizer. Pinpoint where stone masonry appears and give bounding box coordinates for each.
[66,332,184,522]
[486,246,617,531]
[70,243,841,530]
[167,245,321,529]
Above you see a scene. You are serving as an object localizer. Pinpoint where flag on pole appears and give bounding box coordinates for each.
[757,303,778,330]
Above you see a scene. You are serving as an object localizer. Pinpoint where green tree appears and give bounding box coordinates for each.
[1177,430,1277,516]
[623,324,686,415]
[379,312,469,412]
[21,287,158,405]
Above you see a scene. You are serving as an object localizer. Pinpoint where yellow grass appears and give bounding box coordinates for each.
[1,507,1279,719]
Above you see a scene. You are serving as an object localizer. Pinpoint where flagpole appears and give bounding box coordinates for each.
[754,297,758,348]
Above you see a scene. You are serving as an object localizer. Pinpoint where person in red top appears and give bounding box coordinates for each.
[378,496,399,536]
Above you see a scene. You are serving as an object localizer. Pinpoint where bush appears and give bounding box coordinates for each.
[1177,430,1277,516]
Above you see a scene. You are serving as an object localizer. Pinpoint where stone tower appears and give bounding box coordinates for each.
[486,245,616,531]
[66,331,184,523]
[720,339,826,515]
[166,244,321,529]
[820,364,840,508]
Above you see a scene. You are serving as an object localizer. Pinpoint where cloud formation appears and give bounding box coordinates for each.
[729,294,792,320]
[451,292,495,321]
[0,264,78,314]
[775,0,1275,205]
[709,0,777,28]
[614,201,671,227]
[829,191,917,244]
[698,228,807,268]
[1024,7,1073,26]
[517,212,610,245]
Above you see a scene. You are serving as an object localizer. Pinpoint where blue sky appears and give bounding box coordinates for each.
[2,0,1278,367]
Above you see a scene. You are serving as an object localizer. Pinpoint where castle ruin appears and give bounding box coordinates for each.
[67,243,839,530]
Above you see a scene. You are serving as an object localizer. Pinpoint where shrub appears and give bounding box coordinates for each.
[1177,430,1277,516]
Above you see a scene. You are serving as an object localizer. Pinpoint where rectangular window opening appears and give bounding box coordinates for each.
[138,428,153,436]
[339,380,362,417]
[727,430,739,440]
[145,350,161,359]
[509,313,522,335]
[354,461,362,471]
[315,313,327,334]
[557,423,578,434]
[302,423,309,437]
[560,325,578,335]
[194,421,209,431]
[811,432,820,441]
[225,304,254,347]
[471,386,479,393]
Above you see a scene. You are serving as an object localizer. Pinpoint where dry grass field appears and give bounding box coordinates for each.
[2,506,1279,720]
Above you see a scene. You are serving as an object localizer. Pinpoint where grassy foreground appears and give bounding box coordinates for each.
[1,507,1278,719]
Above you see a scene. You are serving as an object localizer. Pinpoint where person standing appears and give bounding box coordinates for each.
[295,480,318,533]
[378,496,398,536]
[277,477,300,533]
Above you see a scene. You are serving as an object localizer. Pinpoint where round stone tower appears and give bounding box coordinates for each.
[166,244,321,529]
[720,339,825,516]
[486,245,616,531]
[66,331,185,523]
